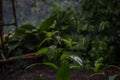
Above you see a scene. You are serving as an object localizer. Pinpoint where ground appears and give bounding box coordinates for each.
[0,59,120,80]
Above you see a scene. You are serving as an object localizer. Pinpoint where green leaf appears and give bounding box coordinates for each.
[14,24,36,36]
[56,63,71,80]
[109,75,118,80]
[70,55,83,66]
[38,39,48,48]
[36,47,49,56]
[60,53,70,61]
[107,65,120,70]
[61,25,69,30]
[99,21,109,31]
[82,24,88,31]
[40,15,56,31]
[61,54,82,69]
[94,63,103,73]
[43,62,58,70]
[61,39,72,49]
[94,57,104,72]
[69,65,81,70]
[49,45,57,51]
[46,32,53,38]
[20,24,36,30]
[89,72,105,78]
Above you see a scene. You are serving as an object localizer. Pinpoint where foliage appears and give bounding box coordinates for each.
[94,57,104,72]
[56,63,71,80]
[4,7,76,57]
[2,1,120,78]
[78,0,120,65]
[89,65,120,80]
[25,54,82,80]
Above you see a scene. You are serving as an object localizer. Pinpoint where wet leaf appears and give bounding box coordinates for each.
[40,15,56,31]
[70,55,83,66]
[43,62,58,70]
[56,63,71,80]
[61,39,72,49]
[36,47,49,56]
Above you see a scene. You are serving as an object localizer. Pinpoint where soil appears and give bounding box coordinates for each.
[0,59,120,80]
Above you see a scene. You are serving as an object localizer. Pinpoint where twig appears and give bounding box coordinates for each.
[0,53,42,63]
[12,0,18,30]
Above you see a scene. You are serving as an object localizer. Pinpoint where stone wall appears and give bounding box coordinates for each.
[2,0,80,33]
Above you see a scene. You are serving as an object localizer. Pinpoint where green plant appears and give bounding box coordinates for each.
[94,57,104,72]
[4,6,77,57]
[25,54,83,80]
[34,36,83,80]
[2,0,120,76]
[75,0,120,66]
[36,36,73,64]
[89,65,120,80]
[4,24,40,56]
